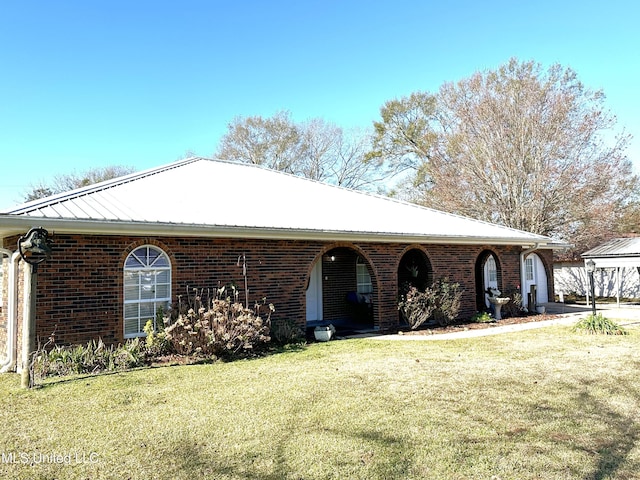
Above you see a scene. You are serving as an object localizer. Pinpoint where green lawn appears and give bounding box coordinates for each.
[1,325,639,479]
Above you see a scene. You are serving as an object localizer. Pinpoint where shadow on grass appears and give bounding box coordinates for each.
[585,364,640,480]
[164,424,413,479]
[529,372,640,479]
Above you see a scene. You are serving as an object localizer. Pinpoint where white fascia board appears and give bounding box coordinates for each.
[0,215,557,248]
[583,257,640,268]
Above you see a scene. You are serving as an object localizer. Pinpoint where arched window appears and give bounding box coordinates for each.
[356,256,372,294]
[487,256,497,282]
[123,245,171,338]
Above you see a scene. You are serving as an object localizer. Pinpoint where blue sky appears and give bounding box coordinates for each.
[1,0,639,209]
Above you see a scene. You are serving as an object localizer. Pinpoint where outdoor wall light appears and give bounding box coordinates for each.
[18,227,52,266]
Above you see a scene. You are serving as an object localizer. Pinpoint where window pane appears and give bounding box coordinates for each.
[139,302,154,318]
[125,254,144,268]
[489,260,497,281]
[356,261,372,294]
[155,270,170,283]
[152,255,169,268]
[155,284,170,299]
[124,317,140,335]
[124,285,140,301]
[124,271,139,286]
[140,285,155,300]
[141,271,155,283]
[146,248,159,265]
[124,303,138,316]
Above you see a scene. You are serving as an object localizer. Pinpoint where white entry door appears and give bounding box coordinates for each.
[523,254,548,303]
[306,261,323,322]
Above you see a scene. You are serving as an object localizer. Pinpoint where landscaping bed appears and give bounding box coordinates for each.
[398,311,560,336]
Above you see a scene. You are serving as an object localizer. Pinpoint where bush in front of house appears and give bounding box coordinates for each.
[500,289,526,318]
[471,311,493,323]
[162,287,273,358]
[431,277,462,326]
[398,278,463,329]
[573,313,628,335]
[270,317,305,345]
[398,286,437,330]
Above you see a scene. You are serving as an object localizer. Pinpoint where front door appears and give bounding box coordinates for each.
[306,261,323,322]
[523,254,548,303]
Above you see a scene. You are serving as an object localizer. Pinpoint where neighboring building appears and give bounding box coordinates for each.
[0,157,565,371]
[554,237,640,302]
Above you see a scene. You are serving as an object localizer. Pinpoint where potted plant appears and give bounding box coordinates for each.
[314,324,335,342]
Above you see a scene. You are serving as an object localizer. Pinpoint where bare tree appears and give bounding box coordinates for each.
[370,58,638,253]
[216,112,385,191]
[23,165,136,201]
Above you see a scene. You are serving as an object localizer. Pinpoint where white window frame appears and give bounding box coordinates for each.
[123,245,171,338]
[525,257,534,281]
[356,256,372,294]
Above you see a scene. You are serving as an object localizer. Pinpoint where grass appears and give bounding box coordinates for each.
[1,325,640,479]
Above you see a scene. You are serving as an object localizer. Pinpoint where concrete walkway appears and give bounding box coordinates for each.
[368,302,640,341]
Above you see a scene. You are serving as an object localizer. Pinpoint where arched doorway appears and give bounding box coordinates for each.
[475,250,502,311]
[398,248,433,293]
[305,247,375,330]
[397,249,433,325]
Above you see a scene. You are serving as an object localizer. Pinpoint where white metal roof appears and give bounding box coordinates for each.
[0,157,561,246]
[582,237,640,268]
[582,237,640,258]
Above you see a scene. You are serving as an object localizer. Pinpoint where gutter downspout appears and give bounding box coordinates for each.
[520,244,540,312]
[0,249,20,373]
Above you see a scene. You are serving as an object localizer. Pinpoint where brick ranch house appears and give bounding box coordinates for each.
[0,157,564,371]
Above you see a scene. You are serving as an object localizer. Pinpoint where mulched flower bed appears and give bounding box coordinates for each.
[397,312,562,336]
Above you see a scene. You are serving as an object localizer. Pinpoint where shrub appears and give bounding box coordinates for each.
[270,318,305,345]
[398,286,437,330]
[143,319,171,356]
[431,277,462,326]
[501,289,526,318]
[573,313,628,335]
[163,290,273,358]
[398,278,463,329]
[471,311,493,323]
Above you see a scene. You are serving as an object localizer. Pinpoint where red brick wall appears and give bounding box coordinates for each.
[2,233,555,349]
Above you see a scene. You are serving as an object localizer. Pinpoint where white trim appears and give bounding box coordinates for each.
[0,215,568,247]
